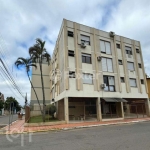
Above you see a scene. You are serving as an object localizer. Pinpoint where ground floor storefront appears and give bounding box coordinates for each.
[56,97,150,123]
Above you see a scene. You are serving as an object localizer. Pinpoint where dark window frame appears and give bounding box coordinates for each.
[81,35,90,45]
[136,49,140,53]
[100,40,111,54]
[141,79,144,84]
[116,44,120,49]
[138,63,142,68]
[69,71,76,78]
[120,77,125,83]
[118,60,123,65]
[82,53,92,64]
[68,50,75,57]
[125,46,132,55]
[68,31,74,37]
[103,75,115,92]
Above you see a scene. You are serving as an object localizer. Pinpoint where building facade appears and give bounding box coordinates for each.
[31,19,150,122]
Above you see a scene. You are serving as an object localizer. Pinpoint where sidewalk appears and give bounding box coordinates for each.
[3,117,150,135]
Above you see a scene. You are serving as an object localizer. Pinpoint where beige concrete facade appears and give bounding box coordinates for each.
[31,19,150,121]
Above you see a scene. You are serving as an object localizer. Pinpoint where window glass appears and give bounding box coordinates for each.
[86,57,91,64]
[102,57,113,72]
[108,76,115,85]
[82,53,91,64]
[102,58,107,71]
[127,62,134,71]
[129,79,137,87]
[81,35,90,41]
[103,76,108,85]
[105,42,111,54]
[104,86,109,91]
[83,74,93,84]
[107,58,113,72]
[109,86,115,91]
[100,41,105,53]
[82,56,86,63]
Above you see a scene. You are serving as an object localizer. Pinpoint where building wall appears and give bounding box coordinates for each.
[147,78,150,98]
[50,19,148,102]
[30,63,51,105]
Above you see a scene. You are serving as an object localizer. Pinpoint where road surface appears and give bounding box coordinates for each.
[0,121,150,150]
[0,114,18,125]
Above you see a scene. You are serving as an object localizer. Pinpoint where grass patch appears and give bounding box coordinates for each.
[29,115,59,123]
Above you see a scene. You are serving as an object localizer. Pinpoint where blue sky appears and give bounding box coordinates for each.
[0,0,150,105]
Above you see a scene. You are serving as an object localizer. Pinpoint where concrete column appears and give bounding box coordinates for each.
[145,98,150,117]
[121,102,124,118]
[96,97,102,121]
[64,97,69,123]
[116,102,124,118]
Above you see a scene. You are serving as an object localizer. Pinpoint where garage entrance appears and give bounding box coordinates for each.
[124,99,146,118]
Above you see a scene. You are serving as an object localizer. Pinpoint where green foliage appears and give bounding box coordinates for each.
[0,101,4,111]
[47,104,56,119]
[4,97,21,112]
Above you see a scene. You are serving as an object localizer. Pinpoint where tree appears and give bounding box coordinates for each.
[47,104,56,119]
[4,97,21,112]
[29,38,51,122]
[15,57,43,116]
[0,101,4,111]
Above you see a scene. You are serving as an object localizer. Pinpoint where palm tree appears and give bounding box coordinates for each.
[29,38,51,122]
[15,57,43,117]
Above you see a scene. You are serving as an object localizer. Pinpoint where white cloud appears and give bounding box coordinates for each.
[0,0,150,105]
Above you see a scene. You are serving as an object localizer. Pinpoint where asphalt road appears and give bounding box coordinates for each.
[0,121,150,150]
[0,114,18,125]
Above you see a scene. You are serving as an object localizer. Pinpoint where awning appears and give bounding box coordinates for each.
[102,98,127,102]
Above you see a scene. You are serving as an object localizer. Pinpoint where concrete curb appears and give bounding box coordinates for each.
[1,119,150,135]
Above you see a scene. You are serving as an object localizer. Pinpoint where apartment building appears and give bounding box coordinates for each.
[31,19,150,122]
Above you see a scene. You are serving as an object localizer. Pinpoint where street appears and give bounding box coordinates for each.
[0,121,150,150]
[0,114,18,125]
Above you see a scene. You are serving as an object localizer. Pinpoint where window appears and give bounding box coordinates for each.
[127,62,134,71]
[68,31,73,37]
[100,40,111,54]
[120,77,125,83]
[102,57,113,72]
[116,44,120,49]
[82,53,91,64]
[138,63,142,68]
[125,46,132,55]
[129,79,137,87]
[68,50,74,57]
[103,76,115,91]
[81,35,90,45]
[83,73,93,84]
[69,71,76,78]
[118,60,123,65]
[141,79,144,84]
[136,49,140,53]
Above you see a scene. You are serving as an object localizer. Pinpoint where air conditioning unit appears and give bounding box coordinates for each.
[109,31,115,37]
[101,83,106,89]
[128,54,131,58]
[97,56,101,61]
[81,41,86,48]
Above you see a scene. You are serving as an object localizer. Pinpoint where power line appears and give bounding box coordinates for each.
[0,34,25,93]
[0,70,22,100]
[0,59,24,98]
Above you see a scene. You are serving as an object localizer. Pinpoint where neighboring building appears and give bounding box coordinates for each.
[31,19,150,122]
[146,76,150,99]
[0,92,4,115]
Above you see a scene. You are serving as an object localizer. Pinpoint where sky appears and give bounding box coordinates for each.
[0,0,150,105]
